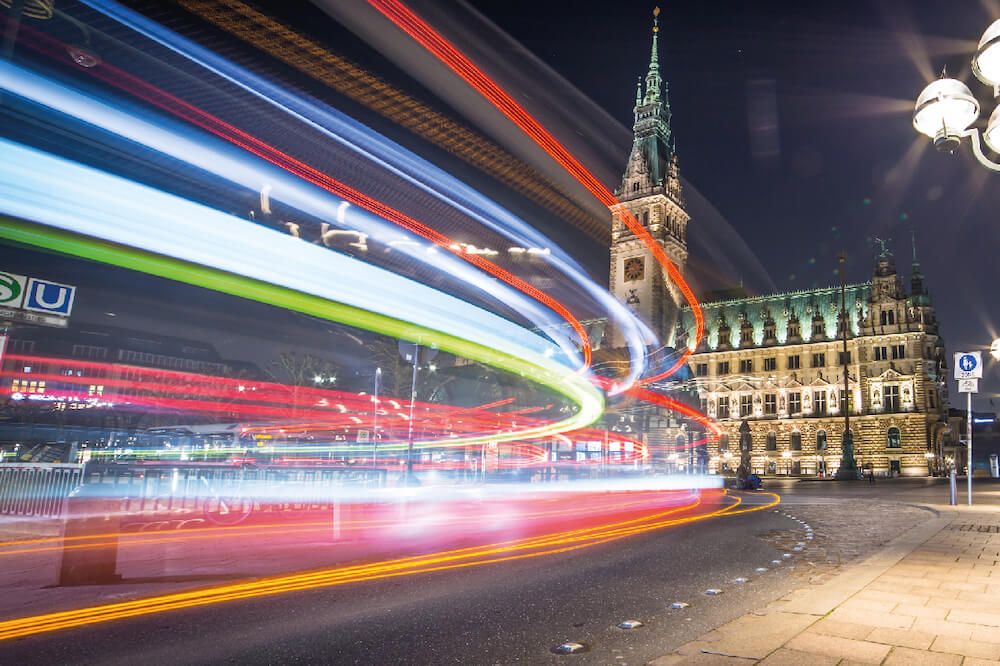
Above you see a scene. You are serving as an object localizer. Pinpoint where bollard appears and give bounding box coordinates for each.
[59,488,121,586]
[949,469,958,506]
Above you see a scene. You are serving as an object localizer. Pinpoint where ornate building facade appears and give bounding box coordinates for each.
[606,12,950,476]
[677,246,950,477]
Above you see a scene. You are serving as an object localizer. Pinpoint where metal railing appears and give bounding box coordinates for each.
[0,462,388,523]
[0,463,85,518]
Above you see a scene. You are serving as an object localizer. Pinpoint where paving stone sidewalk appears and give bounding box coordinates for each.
[651,489,1000,665]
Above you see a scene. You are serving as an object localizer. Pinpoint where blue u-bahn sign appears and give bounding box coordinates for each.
[0,271,76,328]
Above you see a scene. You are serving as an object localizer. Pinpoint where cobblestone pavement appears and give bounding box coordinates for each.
[759,499,934,587]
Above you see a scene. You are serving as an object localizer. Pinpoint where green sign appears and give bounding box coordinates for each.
[0,272,26,308]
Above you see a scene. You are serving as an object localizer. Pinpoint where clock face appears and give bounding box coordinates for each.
[624,257,644,282]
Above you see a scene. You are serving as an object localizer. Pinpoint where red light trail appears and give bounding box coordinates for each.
[367,0,705,385]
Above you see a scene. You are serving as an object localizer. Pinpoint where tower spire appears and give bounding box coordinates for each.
[650,6,660,69]
[620,7,674,199]
[644,7,662,104]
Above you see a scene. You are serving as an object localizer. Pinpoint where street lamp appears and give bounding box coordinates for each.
[912,20,1000,170]
[990,337,1000,361]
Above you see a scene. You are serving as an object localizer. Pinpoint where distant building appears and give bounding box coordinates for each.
[0,322,263,455]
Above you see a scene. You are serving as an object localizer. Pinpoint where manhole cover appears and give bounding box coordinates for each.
[617,620,643,630]
[551,642,588,655]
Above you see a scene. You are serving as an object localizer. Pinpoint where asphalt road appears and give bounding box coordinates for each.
[0,490,821,666]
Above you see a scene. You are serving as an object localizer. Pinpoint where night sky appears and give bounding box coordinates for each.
[469,0,1000,405]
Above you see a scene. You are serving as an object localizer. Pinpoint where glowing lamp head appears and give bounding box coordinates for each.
[985,105,1000,153]
[913,78,980,151]
[990,337,1000,361]
[973,20,1000,86]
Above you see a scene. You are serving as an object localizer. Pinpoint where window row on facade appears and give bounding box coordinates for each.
[702,384,912,419]
[716,426,903,452]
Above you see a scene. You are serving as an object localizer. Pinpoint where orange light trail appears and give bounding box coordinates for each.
[0,491,778,640]
[368,0,705,384]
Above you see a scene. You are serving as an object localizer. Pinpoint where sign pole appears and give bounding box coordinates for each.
[954,351,982,505]
[968,390,973,506]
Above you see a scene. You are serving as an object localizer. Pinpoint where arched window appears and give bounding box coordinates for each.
[766,432,777,451]
[887,427,901,448]
[719,434,730,452]
[632,181,640,193]
[790,431,802,451]
[816,430,828,450]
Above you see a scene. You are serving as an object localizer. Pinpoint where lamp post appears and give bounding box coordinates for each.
[835,253,859,480]
[371,367,381,466]
[912,21,1000,170]
[405,343,419,480]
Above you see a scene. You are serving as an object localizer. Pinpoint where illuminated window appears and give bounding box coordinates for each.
[883,385,900,412]
[812,317,825,338]
[717,396,730,419]
[887,427,901,448]
[36,381,45,394]
[814,391,827,415]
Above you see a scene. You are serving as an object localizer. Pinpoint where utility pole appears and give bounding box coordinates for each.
[835,253,859,480]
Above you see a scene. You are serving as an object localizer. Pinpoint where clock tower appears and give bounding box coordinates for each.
[609,7,690,349]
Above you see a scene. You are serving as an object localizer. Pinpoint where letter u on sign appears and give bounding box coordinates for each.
[23,278,75,317]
